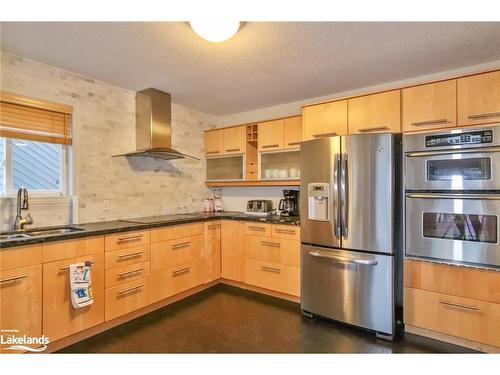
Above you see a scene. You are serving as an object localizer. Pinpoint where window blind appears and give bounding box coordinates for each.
[0,92,72,145]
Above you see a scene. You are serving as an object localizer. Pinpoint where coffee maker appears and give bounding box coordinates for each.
[278,190,299,216]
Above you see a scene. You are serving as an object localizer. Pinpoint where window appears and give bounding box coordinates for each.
[0,137,67,195]
[0,92,72,196]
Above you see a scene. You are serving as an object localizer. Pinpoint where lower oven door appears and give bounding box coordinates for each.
[301,245,394,335]
[406,193,500,267]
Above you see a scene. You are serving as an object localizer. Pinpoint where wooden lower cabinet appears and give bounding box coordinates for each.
[105,276,152,321]
[105,261,151,289]
[151,262,201,302]
[0,264,42,353]
[105,246,150,270]
[43,253,105,342]
[221,220,245,282]
[245,259,300,297]
[404,287,500,348]
[245,236,300,267]
[203,221,221,283]
[151,234,203,271]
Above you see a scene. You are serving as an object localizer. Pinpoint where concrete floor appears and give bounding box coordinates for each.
[59,284,476,353]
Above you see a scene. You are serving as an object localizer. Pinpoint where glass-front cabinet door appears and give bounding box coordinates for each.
[259,150,300,180]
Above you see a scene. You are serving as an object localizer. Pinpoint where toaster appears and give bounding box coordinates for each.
[246,200,273,213]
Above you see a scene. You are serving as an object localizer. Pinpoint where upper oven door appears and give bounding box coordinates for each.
[405,148,500,191]
[405,193,500,268]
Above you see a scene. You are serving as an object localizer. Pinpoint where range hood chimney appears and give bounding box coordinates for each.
[114,88,199,161]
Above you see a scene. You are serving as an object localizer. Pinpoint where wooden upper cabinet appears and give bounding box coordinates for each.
[205,129,224,156]
[348,90,401,133]
[402,80,457,132]
[458,71,500,126]
[258,119,284,151]
[302,100,348,141]
[284,116,302,149]
[223,126,246,154]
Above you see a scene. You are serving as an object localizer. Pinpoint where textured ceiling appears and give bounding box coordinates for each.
[1,22,500,115]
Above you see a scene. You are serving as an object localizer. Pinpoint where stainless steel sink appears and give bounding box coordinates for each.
[27,226,84,237]
[0,226,84,241]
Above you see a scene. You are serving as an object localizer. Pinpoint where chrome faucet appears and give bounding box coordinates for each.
[13,187,34,230]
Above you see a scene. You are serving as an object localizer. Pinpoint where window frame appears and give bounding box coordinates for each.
[0,137,69,197]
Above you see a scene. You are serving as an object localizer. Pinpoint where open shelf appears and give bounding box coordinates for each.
[205,179,300,187]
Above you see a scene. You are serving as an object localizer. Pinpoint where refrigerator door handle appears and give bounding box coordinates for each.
[308,250,378,266]
[340,152,349,238]
[333,153,341,237]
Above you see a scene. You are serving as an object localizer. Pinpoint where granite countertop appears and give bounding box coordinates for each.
[0,212,300,249]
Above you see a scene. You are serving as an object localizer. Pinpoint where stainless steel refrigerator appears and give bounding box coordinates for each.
[300,134,401,339]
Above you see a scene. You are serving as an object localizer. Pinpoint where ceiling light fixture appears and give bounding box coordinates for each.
[189,20,241,43]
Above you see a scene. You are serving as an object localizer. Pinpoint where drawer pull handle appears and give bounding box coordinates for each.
[172,241,191,249]
[248,226,266,231]
[225,148,240,152]
[287,141,301,146]
[262,144,280,148]
[117,251,143,260]
[117,268,144,278]
[117,235,143,243]
[313,132,337,138]
[358,126,389,133]
[60,260,95,271]
[261,266,281,274]
[439,300,480,311]
[261,241,281,248]
[206,151,220,154]
[275,229,296,234]
[117,285,144,296]
[172,267,191,276]
[411,119,449,127]
[0,274,28,284]
[468,111,500,120]
[207,225,221,229]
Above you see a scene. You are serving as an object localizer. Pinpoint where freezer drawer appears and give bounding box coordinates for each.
[301,244,394,335]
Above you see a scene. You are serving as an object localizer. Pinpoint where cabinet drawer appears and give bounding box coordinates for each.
[245,259,300,297]
[105,246,150,270]
[245,236,300,267]
[0,264,42,352]
[151,262,200,302]
[404,287,500,348]
[105,261,151,288]
[105,230,149,251]
[0,244,42,271]
[105,276,152,321]
[404,259,500,304]
[43,236,104,262]
[150,223,204,243]
[244,222,271,236]
[43,253,104,341]
[271,224,300,241]
[151,234,203,271]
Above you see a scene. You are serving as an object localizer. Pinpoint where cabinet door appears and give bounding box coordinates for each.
[402,80,457,132]
[284,116,302,149]
[348,90,401,133]
[458,71,500,126]
[204,221,221,283]
[223,126,246,154]
[302,100,347,140]
[0,264,42,353]
[221,220,245,282]
[205,129,224,156]
[258,119,284,151]
[43,253,104,342]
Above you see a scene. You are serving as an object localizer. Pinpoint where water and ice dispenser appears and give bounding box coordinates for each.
[307,183,330,221]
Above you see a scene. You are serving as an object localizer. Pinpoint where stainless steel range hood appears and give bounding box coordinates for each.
[114,88,199,161]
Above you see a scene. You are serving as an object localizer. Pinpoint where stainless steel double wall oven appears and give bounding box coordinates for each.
[404,125,500,269]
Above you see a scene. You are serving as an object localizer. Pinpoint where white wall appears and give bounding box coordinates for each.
[217,59,500,127]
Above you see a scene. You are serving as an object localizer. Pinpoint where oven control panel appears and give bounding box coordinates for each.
[425,130,493,147]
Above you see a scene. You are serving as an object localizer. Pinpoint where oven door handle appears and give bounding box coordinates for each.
[406,146,500,157]
[406,193,500,200]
